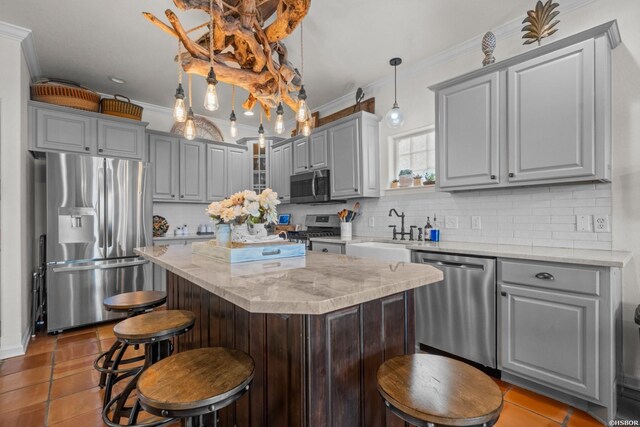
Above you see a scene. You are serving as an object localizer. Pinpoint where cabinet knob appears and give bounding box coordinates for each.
[98,148,103,153]
[180,195,184,199]
[84,147,90,151]
[500,291,507,297]
[171,194,175,198]
[509,172,514,178]
[354,188,358,192]
[490,175,496,180]
[322,248,328,253]
[279,196,284,200]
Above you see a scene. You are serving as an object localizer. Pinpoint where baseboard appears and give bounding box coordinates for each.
[0,326,32,359]
[622,377,640,395]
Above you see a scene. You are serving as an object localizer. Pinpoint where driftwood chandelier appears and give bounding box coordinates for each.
[144,0,312,139]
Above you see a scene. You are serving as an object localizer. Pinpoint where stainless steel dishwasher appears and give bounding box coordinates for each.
[413,251,497,368]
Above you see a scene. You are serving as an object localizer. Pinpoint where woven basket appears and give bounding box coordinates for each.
[101,95,143,121]
[30,79,100,112]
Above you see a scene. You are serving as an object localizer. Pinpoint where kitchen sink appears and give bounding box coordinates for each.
[345,241,411,262]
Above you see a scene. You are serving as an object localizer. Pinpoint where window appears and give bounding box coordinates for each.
[393,127,436,181]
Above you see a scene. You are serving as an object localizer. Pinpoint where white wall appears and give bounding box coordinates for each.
[282,0,640,387]
[0,32,34,358]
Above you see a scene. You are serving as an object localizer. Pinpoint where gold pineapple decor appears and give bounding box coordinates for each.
[522,0,560,46]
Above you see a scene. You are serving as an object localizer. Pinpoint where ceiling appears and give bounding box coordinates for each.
[0,0,537,126]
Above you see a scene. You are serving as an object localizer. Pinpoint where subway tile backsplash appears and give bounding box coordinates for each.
[153,203,212,236]
[279,183,612,250]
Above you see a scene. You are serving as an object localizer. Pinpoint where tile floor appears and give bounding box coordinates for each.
[0,323,608,426]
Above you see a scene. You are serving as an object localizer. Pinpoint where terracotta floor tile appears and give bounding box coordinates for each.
[0,382,50,414]
[0,351,52,376]
[99,337,118,352]
[25,339,56,356]
[0,402,46,427]
[492,377,511,394]
[568,409,605,426]
[54,341,100,363]
[495,402,560,427]
[57,331,98,348]
[50,369,101,400]
[49,407,107,427]
[504,386,570,423]
[52,354,98,380]
[57,325,98,337]
[98,324,117,340]
[47,386,103,425]
[0,365,52,393]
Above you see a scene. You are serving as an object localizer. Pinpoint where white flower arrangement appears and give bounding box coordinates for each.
[207,189,280,225]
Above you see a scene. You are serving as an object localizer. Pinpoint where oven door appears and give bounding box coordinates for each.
[290,170,330,204]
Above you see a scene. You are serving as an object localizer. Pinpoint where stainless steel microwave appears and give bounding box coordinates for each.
[290,170,331,204]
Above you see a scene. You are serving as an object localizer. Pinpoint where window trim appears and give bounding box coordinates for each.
[389,125,435,186]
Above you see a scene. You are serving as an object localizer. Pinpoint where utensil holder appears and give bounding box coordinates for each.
[340,222,352,240]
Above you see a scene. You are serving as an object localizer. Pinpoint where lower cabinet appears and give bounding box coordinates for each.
[311,241,345,254]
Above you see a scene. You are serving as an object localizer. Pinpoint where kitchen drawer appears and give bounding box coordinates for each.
[499,259,600,296]
[312,242,345,254]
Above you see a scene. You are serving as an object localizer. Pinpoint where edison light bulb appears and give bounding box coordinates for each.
[259,132,265,148]
[184,109,196,140]
[301,120,311,136]
[296,99,309,122]
[173,83,187,122]
[203,83,219,111]
[230,120,238,138]
[275,114,285,134]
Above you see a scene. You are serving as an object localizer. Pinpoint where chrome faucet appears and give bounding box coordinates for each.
[388,209,410,240]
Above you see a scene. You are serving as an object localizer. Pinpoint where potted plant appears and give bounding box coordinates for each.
[423,172,436,185]
[398,169,413,187]
[413,173,423,186]
[390,179,399,189]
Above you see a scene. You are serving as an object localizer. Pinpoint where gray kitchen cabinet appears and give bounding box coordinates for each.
[34,107,96,154]
[268,140,292,203]
[179,140,206,201]
[328,112,380,199]
[149,133,179,201]
[292,136,309,174]
[97,119,145,160]
[311,241,345,254]
[500,283,598,399]
[309,130,329,170]
[227,146,247,195]
[430,22,619,191]
[436,72,500,189]
[206,144,227,201]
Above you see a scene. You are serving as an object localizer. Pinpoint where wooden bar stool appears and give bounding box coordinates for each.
[133,348,255,427]
[103,310,196,426]
[377,354,503,427]
[95,291,167,406]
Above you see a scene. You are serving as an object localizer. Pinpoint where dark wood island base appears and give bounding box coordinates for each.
[167,271,416,427]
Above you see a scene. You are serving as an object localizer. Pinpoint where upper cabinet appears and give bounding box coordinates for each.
[29,101,148,160]
[269,140,293,203]
[227,146,248,195]
[292,131,329,174]
[206,145,227,201]
[179,140,206,201]
[149,133,179,201]
[431,21,620,191]
[292,136,310,174]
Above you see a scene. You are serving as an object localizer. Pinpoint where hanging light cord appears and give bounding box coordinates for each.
[177,41,183,84]
[393,64,397,105]
[300,22,304,81]
[188,74,193,107]
[232,85,235,109]
[209,0,214,67]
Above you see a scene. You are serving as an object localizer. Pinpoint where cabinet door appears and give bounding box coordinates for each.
[35,108,96,154]
[500,284,598,399]
[97,120,145,160]
[329,119,360,199]
[292,137,309,174]
[508,40,595,182]
[206,145,227,201]
[309,130,328,170]
[437,72,500,189]
[281,143,292,202]
[149,134,179,201]
[268,145,282,200]
[179,140,206,201]
[227,147,247,195]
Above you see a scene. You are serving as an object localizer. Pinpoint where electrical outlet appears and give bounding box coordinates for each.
[471,216,482,230]
[576,215,592,232]
[368,216,375,227]
[445,216,459,229]
[593,215,610,232]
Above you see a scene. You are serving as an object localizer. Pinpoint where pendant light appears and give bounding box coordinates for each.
[203,0,219,111]
[296,23,310,123]
[229,85,238,138]
[274,102,285,134]
[385,57,405,128]
[173,41,187,122]
[184,74,196,140]
[258,111,265,148]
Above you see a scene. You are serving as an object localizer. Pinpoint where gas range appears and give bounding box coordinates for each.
[288,214,341,249]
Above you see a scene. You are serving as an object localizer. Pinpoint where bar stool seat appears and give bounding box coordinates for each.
[103,310,196,426]
[103,291,167,314]
[137,348,254,425]
[377,354,503,427]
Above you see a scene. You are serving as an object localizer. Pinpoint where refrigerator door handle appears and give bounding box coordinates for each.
[97,161,105,254]
[52,259,149,273]
[105,161,114,252]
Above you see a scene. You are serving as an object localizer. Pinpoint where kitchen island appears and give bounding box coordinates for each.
[135,244,443,427]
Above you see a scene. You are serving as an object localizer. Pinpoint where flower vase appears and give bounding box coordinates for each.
[398,175,412,187]
[249,222,268,238]
[216,223,231,247]
[231,223,251,243]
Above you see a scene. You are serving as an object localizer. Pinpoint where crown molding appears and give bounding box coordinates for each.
[310,0,599,118]
[0,21,42,82]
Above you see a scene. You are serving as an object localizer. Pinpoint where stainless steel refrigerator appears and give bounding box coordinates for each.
[46,153,153,332]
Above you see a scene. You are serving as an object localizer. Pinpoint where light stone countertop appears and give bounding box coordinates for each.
[153,234,214,242]
[135,245,443,315]
[310,236,632,268]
